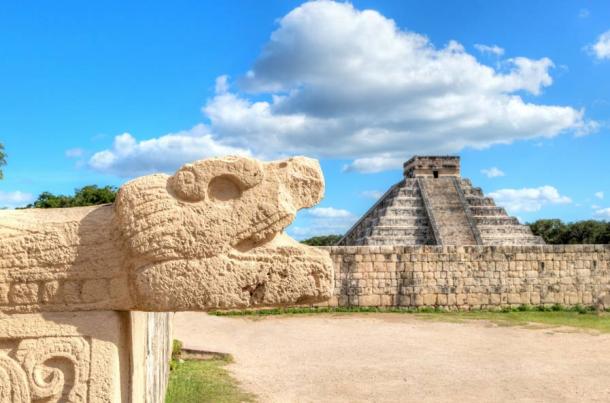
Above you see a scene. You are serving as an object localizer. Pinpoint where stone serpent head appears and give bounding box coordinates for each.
[115,156,334,311]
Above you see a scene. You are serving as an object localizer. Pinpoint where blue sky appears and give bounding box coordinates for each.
[1,0,609,238]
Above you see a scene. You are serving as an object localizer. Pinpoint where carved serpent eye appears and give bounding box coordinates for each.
[208,174,243,202]
[171,168,205,202]
[169,157,264,203]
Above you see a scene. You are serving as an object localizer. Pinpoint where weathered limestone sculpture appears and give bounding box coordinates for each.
[0,155,333,402]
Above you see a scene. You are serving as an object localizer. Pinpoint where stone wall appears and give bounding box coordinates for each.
[319,245,610,309]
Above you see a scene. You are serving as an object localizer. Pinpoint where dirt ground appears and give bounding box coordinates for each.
[174,313,610,403]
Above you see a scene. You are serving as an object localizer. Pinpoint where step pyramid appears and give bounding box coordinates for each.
[338,156,544,246]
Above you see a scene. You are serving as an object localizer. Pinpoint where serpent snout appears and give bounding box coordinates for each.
[278,156,325,211]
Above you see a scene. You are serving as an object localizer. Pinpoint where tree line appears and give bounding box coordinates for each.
[23,185,117,208]
[299,220,610,245]
[528,219,610,245]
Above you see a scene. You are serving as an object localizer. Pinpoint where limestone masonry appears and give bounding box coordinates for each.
[338,156,544,246]
[0,155,333,402]
[320,245,610,310]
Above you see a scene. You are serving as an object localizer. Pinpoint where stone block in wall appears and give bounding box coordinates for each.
[359,295,381,306]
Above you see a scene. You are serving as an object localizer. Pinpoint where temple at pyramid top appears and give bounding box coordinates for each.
[337,156,543,246]
[403,155,461,178]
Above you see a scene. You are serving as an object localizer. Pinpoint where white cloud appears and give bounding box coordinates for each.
[595,208,610,219]
[595,191,604,200]
[361,190,383,200]
[578,9,590,19]
[481,167,505,178]
[343,155,403,173]
[89,1,594,175]
[0,191,34,208]
[290,206,356,239]
[65,148,84,158]
[589,30,610,60]
[89,124,250,177]
[307,206,353,218]
[489,185,571,212]
[474,44,505,56]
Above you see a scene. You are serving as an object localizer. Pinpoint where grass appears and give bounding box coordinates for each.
[418,310,610,333]
[210,305,610,334]
[166,347,256,403]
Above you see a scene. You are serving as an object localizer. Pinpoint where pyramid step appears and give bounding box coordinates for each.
[465,197,496,206]
[375,216,430,226]
[460,179,473,187]
[468,206,507,216]
[387,197,424,208]
[359,236,432,246]
[376,207,427,217]
[463,187,484,197]
[477,225,534,235]
[395,188,420,197]
[368,226,431,237]
[473,216,520,225]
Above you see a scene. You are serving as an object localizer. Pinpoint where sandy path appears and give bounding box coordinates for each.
[174,313,610,402]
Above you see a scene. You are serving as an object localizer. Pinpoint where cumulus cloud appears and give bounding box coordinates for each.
[307,206,353,218]
[89,124,250,177]
[474,44,505,56]
[221,2,589,163]
[589,30,610,60]
[489,186,571,212]
[0,191,34,208]
[89,1,593,175]
[595,207,610,218]
[342,155,403,173]
[595,191,604,200]
[481,167,505,178]
[361,190,383,200]
[65,148,84,158]
[290,206,356,239]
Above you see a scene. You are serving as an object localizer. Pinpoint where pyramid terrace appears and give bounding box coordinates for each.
[338,156,544,246]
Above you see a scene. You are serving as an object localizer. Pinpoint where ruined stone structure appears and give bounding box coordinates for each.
[0,156,333,402]
[1,153,608,402]
[338,156,544,246]
[319,245,610,310]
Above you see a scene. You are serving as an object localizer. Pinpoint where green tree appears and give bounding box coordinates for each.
[529,219,568,244]
[564,220,608,244]
[301,234,343,246]
[0,143,6,179]
[529,219,610,244]
[71,185,117,206]
[27,185,117,208]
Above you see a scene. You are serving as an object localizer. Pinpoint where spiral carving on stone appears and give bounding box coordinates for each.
[0,355,30,403]
[14,337,90,403]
